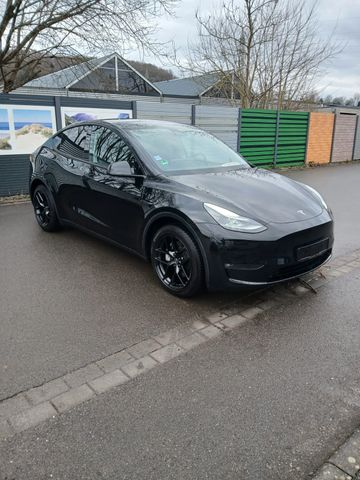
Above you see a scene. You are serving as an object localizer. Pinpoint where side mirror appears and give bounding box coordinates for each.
[107,162,145,178]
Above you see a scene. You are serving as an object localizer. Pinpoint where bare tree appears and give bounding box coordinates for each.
[128,60,176,82]
[324,94,333,105]
[0,0,176,93]
[353,92,360,107]
[332,96,345,105]
[186,0,340,109]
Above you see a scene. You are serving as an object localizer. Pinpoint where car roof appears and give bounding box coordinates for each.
[57,119,197,138]
[101,119,193,129]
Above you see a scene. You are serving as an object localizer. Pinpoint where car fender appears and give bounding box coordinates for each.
[142,208,211,287]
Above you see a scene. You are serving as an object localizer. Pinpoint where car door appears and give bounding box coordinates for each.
[50,124,94,227]
[80,125,146,252]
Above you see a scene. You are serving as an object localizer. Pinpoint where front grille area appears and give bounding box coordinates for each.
[296,238,329,261]
[221,220,334,284]
[268,250,331,282]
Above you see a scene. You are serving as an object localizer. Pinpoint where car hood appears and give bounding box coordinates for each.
[172,168,323,224]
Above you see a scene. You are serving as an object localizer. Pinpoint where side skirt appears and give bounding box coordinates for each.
[59,218,148,262]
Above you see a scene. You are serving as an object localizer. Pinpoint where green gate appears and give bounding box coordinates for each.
[239,108,309,167]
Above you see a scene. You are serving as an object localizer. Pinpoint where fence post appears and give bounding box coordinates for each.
[132,100,138,119]
[237,108,242,153]
[274,109,280,167]
[329,113,337,163]
[191,104,196,126]
[304,112,311,164]
[352,114,359,160]
[54,96,62,130]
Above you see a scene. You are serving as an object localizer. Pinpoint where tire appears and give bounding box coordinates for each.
[151,225,204,297]
[32,185,61,232]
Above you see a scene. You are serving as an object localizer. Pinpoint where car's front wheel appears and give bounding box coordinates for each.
[151,225,204,297]
[32,185,61,232]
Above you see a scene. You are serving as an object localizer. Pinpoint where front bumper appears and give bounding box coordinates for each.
[196,212,334,291]
[227,251,332,286]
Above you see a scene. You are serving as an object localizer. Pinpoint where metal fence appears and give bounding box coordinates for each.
[193,105,239,151]
[239,109,278,167]
[239,109,309,168]
[277,111,309,167]
[0,155,30,197]
[135,101,192,124]
[1,94,360,196]
[0,93,132,196]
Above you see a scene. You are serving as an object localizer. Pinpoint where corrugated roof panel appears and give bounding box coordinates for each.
[24,56,110,89]
[154,73,220,97]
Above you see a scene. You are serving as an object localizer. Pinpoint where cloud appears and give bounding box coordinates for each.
[316,0,360,96]
[132,0,360,98]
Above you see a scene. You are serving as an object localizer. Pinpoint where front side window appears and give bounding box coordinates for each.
[89,126,142,174]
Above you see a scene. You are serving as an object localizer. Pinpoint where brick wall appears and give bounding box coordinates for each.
[306,112,334,165]
[331,113,357,162]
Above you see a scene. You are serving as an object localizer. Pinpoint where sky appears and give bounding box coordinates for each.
[0,109,9,125]
[12,109,52,124]
[130,0,360,99]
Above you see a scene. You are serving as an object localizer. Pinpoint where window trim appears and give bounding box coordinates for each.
[49,121,148,177]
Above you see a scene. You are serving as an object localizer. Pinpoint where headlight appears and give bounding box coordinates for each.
[304,185,329,210]
[204,203,267,233]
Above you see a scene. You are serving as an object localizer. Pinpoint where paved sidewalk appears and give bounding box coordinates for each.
[313,429,360,479]
[2,162,360,479]
[1,261,360,479]
[0,247,359,440]
[1,162,359,402]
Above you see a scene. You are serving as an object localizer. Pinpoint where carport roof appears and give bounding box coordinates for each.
[154,73,221,97]
[24,56,110,89]
[23,53,162,94]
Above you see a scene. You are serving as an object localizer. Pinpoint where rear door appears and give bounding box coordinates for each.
[50,124,94,227]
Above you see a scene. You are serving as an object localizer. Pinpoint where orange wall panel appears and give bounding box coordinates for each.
[306,112,335,165]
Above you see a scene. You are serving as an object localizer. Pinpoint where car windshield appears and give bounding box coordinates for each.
[127,124,250,173]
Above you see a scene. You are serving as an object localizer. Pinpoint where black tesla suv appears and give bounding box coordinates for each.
[30,119,334,297]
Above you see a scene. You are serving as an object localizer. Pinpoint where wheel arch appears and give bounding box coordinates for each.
[29,179,46,200]
[142,210,210,286]
[30,178,62,222]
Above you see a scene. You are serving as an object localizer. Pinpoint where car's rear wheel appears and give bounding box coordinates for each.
[151,225,203,297]
[32,185,60,232]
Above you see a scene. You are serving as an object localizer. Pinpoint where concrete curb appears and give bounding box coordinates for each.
[0,195,31,206]
[1,247,360,440]
[312,429,360,479]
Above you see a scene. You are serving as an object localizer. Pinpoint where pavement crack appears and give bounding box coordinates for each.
[327,461,354,478]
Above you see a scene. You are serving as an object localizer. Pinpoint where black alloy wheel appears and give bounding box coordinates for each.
[32,185,60,232]
[151,225,203,297]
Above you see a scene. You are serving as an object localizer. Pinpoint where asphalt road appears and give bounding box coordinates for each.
[1,268,360,480]
[0,202,242,399]
[284,162,360,257]
[1,162,360,479]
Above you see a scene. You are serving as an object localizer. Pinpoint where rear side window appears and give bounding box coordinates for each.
[54,125,91,160]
